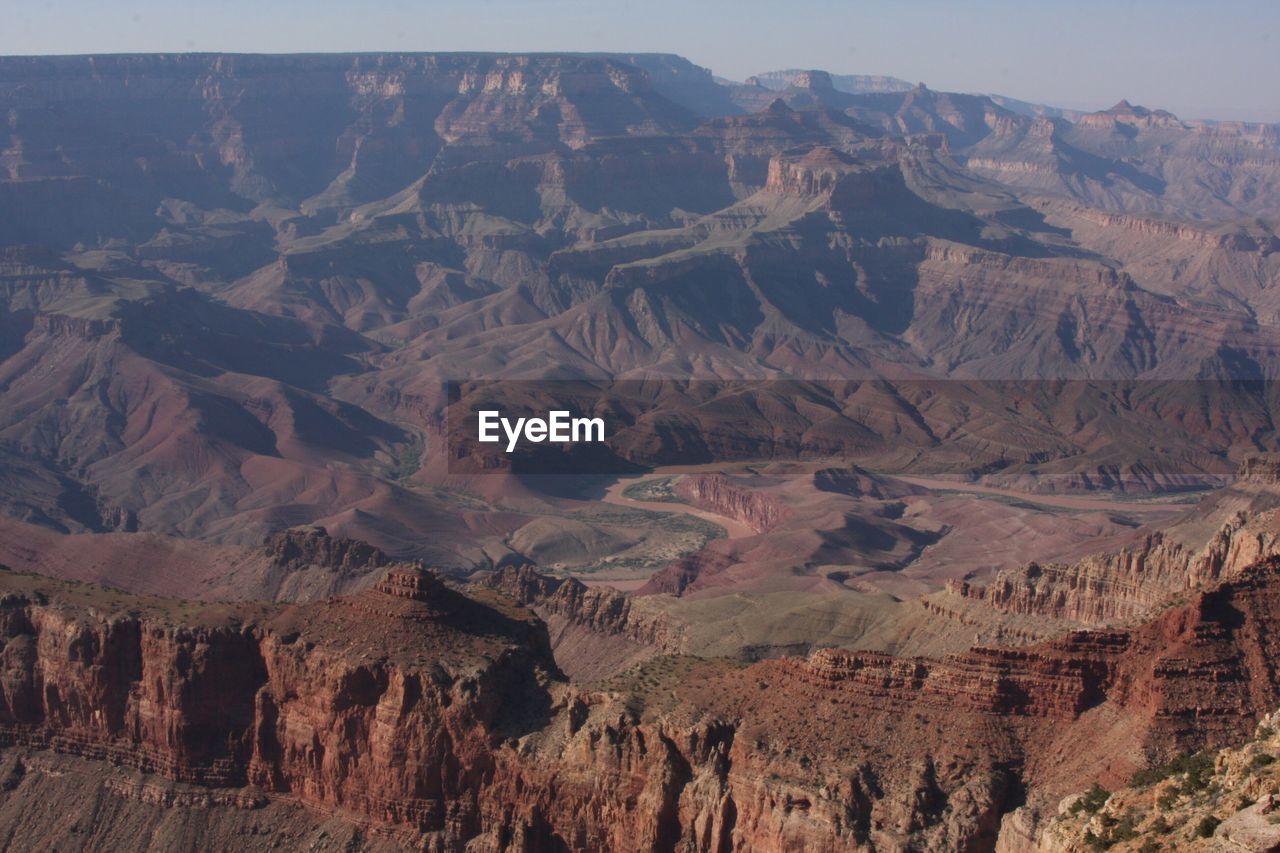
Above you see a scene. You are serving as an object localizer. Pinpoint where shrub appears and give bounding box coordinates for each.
[1180,753,1216,794]
[1196,815,1222,838]
[1111,812,1140,843]
[1085,812,1141,851]
[1070,782,1111,816]
[1131,751,1215,790]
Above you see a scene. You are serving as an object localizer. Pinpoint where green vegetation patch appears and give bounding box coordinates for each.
[1130,751,1215,792]
[1083,809,1140,850]
[620,476,684,503]
[1070,782,1111,816]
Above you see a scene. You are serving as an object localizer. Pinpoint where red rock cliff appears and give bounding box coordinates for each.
[6,559,1280,850]
[674,473,787,533]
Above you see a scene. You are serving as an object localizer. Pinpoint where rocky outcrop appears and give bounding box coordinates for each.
[945,456,1280,626]
[746,69,915,95]
[1239,455,1280,487]
[948,510,1280,625]
[482,564,686,660]
[638,549,737,597]
[199,526,412,603]
[674,474,787,533]
[0,565,561,843]
[6,558,1280,849]
[29,312,122,340]
[812,465,925,499]
[264,524,393,575]
[1030,706,1280,852]
[1073,208,1280,253]
[762,147,913,208]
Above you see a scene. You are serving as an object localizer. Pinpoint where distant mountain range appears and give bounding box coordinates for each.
[744,68,915,94]
[1,51,1278,544]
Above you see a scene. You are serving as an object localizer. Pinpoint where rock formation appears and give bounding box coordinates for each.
[2,54,1280,553]
[2,49,1280,850]
[5,557,1280,848]
[673,473,788,533]
[481,565,685,678]
[946,456,1280,626]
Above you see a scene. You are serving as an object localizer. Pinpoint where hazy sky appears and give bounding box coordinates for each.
[5,0,1278,122]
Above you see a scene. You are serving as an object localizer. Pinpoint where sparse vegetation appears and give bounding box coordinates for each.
[621,476,683,503]
[1111,812,1140,844]
[389,442,423,481]
[1070,782,1111,816]
[1084,810,1140,849]
[1195,814,1221,837]
[1131,750,1215,792]
[1055,711,1280,852]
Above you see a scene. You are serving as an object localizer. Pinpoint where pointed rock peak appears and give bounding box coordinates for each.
[1107,99,1145,115]
[905,82,932,103]
[793,70,835,91]
[765,97,794,114]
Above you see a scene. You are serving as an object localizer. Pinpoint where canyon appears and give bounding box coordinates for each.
[0,49,1279,850]
[6,555,1280,850]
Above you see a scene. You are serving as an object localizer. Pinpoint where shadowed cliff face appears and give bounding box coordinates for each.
[5,558,1280,849]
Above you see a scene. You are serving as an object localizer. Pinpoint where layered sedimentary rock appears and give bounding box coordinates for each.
[638,548,737,597]
[252,524,397,600]
[3,54,1280,556]
[947,510,1280,624]
[1031,707,1280,851]
[0,518,416,604]
[5,558,1280,849]
[0,565,561,845]
[673,473,787,533]
[947,457,1280,626]
[481,565,685,678]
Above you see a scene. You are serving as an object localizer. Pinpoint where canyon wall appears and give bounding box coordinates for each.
[946,510,1280,624]
[674,474,788,533]
[6,559,1280,849]
[481,565,686,679]
[944,458,1280,626]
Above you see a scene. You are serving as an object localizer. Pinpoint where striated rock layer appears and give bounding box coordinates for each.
[6,558,1280,849]
[673,473,788,533]
[480,565,685,679]
[943,456,1280,626]
[947,509,1280,624]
